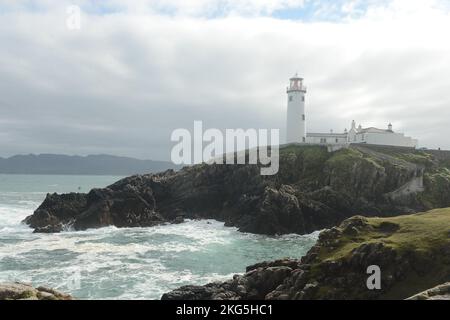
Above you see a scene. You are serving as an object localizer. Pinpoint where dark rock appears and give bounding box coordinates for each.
[172,216,185,224]
[378,221,400,233]
[160,283,238,300]
[246,259,300,272]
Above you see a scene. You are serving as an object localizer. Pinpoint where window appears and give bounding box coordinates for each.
[302,96,305,102]
[302,114,305,121]
[302,137,306,143]
[335,138,339,143]
[320,138,327,144]
[289,96,293,102]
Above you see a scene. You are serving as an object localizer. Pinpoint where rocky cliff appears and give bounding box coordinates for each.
[162,208,450,300]
[407,282,450,300]
[24,144,450,235]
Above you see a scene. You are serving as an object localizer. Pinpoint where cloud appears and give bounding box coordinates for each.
[0,0,307,17]
[0,0,450,160]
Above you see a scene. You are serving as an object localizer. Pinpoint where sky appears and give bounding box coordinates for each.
[1,0,450,160]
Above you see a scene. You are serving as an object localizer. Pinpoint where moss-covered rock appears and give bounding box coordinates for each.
[279,208,450,300]
[163,208,450,300]
[420,167,450,208]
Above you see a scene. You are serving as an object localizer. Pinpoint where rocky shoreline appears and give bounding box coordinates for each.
[0,283,73,300]
[23,145,450,235]
[163,208,450,300]
[16,144,450,301]
[407,282,450,300]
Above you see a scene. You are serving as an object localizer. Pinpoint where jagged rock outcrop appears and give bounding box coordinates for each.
[0,283,72,300]
[406,282,450,300]
[24,145,450,235]
[162,208,450,300]
[407,282,450,300]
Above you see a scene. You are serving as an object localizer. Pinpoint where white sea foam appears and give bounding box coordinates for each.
[0,205,35,233]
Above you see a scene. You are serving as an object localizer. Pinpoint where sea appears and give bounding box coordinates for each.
[0,174,319,300]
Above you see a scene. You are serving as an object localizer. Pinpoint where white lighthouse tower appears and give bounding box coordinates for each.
[286,74,307,143]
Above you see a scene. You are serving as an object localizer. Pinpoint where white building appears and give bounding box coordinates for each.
[286,75,418,148]
[286,75,307,143]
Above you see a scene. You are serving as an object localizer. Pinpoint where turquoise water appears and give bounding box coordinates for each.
[0,174,319,299]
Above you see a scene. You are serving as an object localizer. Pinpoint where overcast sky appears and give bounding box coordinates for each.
[1,0,450,160]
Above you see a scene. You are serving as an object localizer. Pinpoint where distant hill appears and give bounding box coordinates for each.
[0,154,181,175]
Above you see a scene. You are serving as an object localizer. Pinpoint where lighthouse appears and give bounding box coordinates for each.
[286,74,307,143]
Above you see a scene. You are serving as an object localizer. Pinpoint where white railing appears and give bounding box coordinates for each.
[287,86,307,92]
